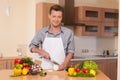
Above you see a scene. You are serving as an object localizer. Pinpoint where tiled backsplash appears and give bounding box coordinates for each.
[74,36,97,57]
[96,37,117,55]
[74,36,117,57]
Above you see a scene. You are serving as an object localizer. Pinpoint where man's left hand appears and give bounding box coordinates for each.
[58,63,67,71]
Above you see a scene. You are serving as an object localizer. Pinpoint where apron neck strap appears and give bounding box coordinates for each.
[45,32,61,38]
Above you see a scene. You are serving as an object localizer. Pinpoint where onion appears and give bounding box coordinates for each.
[53,64,59,71]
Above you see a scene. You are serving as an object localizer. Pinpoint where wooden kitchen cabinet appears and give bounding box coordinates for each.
[74,21,101,36]
[94,59,117,80]
[0,60,5,70]
[70,59,117,80]
[75,6,102,23]
[0,57,14,70]
[75,6,118,23]
[101,22,118,37]
[74,6,118,37]
[107,59,117,80]
[36,2,55,32]
[74,22,118,37]
[102,8,118,22]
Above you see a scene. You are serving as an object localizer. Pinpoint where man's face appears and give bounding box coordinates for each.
[48,10,62,27]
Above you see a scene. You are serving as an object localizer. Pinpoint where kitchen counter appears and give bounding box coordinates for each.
[0,70,110,80]
[71,55,117,61]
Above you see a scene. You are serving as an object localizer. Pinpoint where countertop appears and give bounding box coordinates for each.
[71,55,117,61]
[0,70,110,80]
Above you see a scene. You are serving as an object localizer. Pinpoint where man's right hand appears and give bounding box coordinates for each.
[40,50,50,59]
[31,47,50,59]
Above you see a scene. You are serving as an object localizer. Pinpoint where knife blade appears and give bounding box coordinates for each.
[39,56,59,65]
[50,60,59,65]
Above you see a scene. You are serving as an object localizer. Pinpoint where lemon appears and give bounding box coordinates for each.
[14,67,22,76]
[22,68,28,75]
[90,69,96,76]
[68,67,74,76]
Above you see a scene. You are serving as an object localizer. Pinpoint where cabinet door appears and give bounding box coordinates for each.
[74,22,101,36]
[93,60,108,76]
[36,3,55,32]
[75,6,102,23]
[101,22,118,37]
[102,8,118,22]
[94,59,117,80]
[0,60,6,70]
[6,59,14,69]
[107,59,117,80]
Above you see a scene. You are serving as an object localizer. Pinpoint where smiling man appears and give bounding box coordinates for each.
[29,4,75,71]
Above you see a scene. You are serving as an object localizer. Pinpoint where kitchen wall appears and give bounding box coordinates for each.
[74,36,97,56]
[74,0,118,9]
[0,0,35,57]
[36,0,58,4]
[0,0,59,57]
[0,0,118,57]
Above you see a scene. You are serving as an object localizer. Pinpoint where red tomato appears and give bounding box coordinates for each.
[79,69,83,72]
[83,69,90,73]
[14,58,22,64]
[74,68,80,72]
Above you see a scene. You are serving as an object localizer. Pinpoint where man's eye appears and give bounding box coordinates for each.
[58,16,62,18]
[52,16,56,18]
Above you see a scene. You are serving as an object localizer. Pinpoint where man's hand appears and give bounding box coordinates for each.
[31,47,50,59]
[58,63,67,71]
[58,53,73,71]
[41,50,50,59]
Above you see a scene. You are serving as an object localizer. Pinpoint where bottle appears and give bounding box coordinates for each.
[106,50,110,56]
[113,50,118,57]
[103,50,106,57]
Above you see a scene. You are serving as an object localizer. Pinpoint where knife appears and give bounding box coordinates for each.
[50,60,59,65]
[39,56,59,65]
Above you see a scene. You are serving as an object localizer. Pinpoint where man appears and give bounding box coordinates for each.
[29,4,74,70]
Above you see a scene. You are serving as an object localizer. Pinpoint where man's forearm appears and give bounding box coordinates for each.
[31,47,50,59]
[31,47,42,55]
[64,53,74,66]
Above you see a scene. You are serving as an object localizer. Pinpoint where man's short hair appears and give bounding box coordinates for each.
[49,4,63,14]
